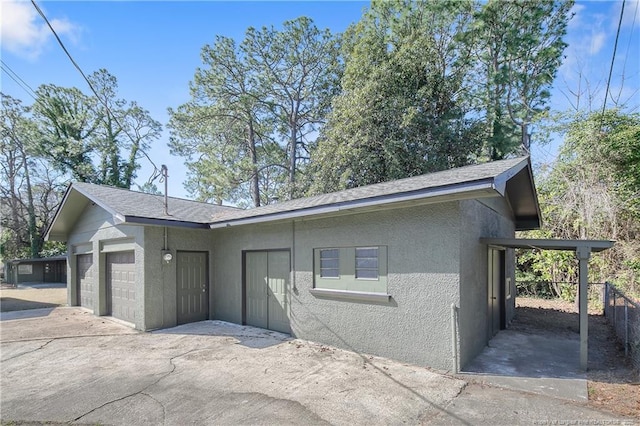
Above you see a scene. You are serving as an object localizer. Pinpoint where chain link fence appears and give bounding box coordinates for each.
[604,282,640,372]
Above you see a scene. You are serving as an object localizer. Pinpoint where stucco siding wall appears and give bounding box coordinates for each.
[7,262,44,283]
[143,226,217,330]
[291,203,461,371]
[66,203,145,328]
[458,198,516,369]
[211,222,294,325]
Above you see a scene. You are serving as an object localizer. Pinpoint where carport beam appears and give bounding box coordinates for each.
[576,246,591,371]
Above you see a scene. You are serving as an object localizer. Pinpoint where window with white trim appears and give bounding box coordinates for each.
[313,246,387,294]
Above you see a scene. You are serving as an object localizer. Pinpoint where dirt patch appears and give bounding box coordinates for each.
[516,297,639,418]
[0,287,67,312]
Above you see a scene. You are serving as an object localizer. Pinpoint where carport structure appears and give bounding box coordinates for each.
[480,238,614,370]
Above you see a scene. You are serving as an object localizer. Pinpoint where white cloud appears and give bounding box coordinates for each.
[0,0,79,60]
[590,31,607,55]
[567,3,586,29]
[620,0,640,28]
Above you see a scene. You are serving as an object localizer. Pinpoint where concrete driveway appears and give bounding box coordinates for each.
[0,308,633,425]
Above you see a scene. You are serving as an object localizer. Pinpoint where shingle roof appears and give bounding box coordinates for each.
[209,156,531,225]
[71,182,238,224]
[47,156,538,241]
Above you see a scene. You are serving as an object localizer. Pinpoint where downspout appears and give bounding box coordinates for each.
[163,227,168,251]
[289,221,296,335]
[451,303,459,374]
[161,226,168,328]
[291,221,296,292]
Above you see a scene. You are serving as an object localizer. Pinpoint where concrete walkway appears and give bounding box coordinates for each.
[1,308,633,425]
[461,329,587,401]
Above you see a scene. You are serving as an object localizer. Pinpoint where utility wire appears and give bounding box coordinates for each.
[30,0,161,176]
[1,65,37,101]
[601,0,626,127]
[618,0,639,106]
[1,60,38,100]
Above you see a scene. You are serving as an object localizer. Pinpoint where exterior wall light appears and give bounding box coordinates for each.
[162,251,173,263]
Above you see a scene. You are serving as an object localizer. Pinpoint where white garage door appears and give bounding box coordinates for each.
[106,251,136,323]
[77,254,93,310]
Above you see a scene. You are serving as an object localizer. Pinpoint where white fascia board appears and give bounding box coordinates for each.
[44,183,74,241]
[210,180,497,229]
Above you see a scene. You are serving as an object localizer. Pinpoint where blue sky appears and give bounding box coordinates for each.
[1,0,638,199]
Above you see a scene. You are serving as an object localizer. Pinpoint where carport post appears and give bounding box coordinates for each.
[576,246,591,371]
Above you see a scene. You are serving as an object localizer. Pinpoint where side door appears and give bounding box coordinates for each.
[176,251,209,325]
[488,248,505,337]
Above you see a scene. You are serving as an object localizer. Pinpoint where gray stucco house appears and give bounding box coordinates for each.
[46,156,540,371]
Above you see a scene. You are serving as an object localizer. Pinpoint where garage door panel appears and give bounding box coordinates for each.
[77,254,93,310]
[107,251,136,324]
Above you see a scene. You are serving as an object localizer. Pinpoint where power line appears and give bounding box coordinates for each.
[601,0,626,125]
[623,0,639,65]
[620,0,639,100]
[1,60,37,100]
[30,0,161,177]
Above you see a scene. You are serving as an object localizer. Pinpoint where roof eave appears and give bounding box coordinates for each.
[493,157,529,196]
[44,183,74,241]
[500,157,542,231]
[124,216,211,229]
[45,183,125,242]
[71,184,122,218]
[515,217,541,231]
[210,180,498,229]
[481,237,615,252]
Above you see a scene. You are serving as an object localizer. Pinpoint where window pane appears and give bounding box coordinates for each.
[319,249,339,278]
[356,269,378,279]
[356,258,378,268]
[320,249,339,259]
[356,248,378,258]
[321,258,339,269]
[356,246,378,280]
[320,268,339,278]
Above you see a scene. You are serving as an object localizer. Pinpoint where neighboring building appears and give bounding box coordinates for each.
[45,156,540,371]
[4,256,67,285]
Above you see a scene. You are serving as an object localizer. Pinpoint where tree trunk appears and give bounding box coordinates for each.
[20,149,39,258]
[248,121,260,207]
[288,123,297,200]
[521,122,529,153]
